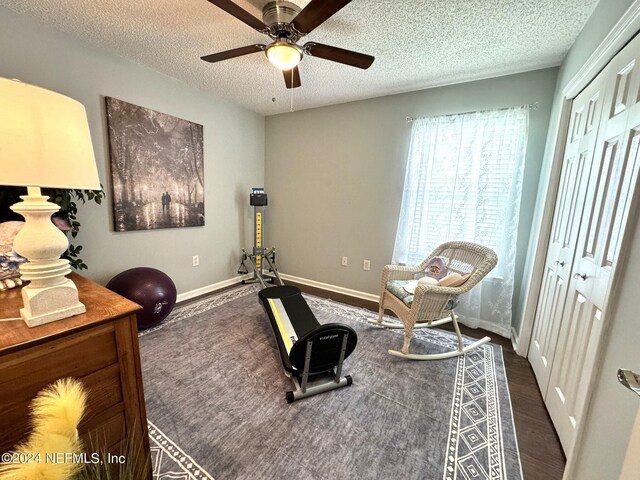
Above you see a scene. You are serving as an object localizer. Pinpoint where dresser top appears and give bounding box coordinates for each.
[0,273,141,353]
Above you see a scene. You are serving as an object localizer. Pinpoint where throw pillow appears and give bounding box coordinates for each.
[423,256,448,280]
[439,272,471,287]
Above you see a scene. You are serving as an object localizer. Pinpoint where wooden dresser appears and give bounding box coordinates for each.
[0,273,150,474]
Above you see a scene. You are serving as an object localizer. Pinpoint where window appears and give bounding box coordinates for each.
[393,106,529,335]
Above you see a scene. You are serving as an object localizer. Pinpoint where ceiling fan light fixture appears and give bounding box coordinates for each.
[266,42,302,70]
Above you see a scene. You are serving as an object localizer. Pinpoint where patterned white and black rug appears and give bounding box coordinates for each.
[139,285,522,480]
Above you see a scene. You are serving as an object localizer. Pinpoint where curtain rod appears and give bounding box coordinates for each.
[406,102,539,123]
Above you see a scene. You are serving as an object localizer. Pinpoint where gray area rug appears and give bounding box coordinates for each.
[139,285,522,480]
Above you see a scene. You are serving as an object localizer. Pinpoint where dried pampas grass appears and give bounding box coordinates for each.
[0,378,87,480]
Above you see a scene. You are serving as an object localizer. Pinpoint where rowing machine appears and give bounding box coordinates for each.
[238,188,283,288]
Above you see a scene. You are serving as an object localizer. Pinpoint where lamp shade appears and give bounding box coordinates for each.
[0,77,100,190]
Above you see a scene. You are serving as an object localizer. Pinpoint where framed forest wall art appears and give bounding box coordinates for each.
[105,97,204,231]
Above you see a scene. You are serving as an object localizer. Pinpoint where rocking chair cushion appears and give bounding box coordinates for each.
[386,280,459,310]
[386,280,414,307]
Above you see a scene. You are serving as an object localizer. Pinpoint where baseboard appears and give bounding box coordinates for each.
[176,274,252,303]
[278,273,380,303]
[176,273,379,305]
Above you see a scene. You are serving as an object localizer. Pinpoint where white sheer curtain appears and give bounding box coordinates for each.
[392,106,529,337]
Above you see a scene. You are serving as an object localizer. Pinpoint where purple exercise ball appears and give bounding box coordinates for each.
[106,267,177,330]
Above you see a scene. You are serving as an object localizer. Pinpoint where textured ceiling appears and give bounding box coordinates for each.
[0,0,599,115]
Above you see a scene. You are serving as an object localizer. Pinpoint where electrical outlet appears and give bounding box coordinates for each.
[192,255,199,267]
[341,256,348,267]
[363,259,371,271]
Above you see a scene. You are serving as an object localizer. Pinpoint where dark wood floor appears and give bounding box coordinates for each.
[283,280,567,480]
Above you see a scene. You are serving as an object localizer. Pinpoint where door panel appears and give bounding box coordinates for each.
[529,267,566,373]
[607,128,640,265]
[610,59,635,117]
[528,77,605,393]
[546,289,604,452]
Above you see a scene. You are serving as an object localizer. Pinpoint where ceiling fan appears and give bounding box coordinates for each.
[201,0,375,89]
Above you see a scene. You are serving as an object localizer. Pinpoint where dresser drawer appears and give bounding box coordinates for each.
[0,323,119,452]
[81,406,127,452]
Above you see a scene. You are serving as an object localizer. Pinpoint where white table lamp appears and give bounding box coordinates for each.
[0,78,100,327]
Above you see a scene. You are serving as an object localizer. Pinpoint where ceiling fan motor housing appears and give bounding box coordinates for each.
[263,1,301,37]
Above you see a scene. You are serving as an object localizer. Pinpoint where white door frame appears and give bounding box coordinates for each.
[515,1,640,478]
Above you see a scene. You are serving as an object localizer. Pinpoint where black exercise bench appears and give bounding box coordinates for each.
[259,286,357,403]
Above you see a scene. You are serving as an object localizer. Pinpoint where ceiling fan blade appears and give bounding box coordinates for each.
[291,0,351,35]
[283,66,301,89]
[206,0,268,32]
[304,42,374,69]
[200,44,265,63]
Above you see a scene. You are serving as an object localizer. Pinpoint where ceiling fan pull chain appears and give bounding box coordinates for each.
[290,71,294,112]
[273,66,279,103]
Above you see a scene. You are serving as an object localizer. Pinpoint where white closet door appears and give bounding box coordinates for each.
[545,33,640,456]
[528,74,606,394]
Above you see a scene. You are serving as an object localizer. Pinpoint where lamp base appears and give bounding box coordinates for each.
[10,188,87,328]
[20,276,86,327]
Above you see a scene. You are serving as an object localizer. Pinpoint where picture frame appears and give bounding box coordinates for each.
[105,97,204,231]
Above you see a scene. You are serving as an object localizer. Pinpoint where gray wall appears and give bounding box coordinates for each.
[522,0,640,478]
[0,7,265,294]
[265,68,557,325]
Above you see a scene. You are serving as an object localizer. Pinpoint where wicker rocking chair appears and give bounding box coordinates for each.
[369,241,498,360]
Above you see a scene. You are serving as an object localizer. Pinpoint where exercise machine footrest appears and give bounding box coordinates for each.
[286,374,353,403]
